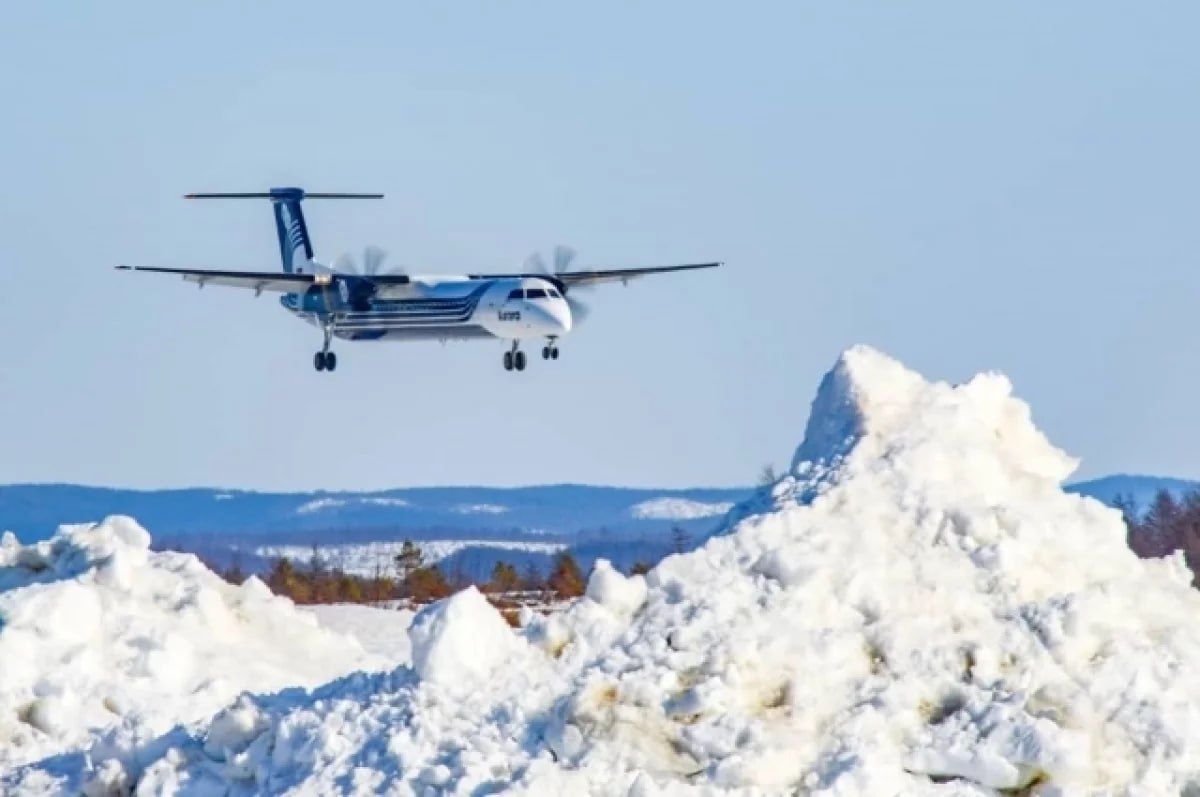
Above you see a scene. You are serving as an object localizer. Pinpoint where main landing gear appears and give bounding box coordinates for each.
[504,339,561,372]
[314,351,337,372]
[314,326,337,373]
[503,341,526,372]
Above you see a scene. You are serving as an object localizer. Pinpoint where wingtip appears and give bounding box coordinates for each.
[115,265,131,270]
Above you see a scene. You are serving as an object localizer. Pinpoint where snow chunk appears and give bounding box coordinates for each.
[408,586,524,687]
[586,559,648,617]
[204,695,268,761]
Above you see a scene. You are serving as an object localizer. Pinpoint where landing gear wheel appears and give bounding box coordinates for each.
[314,352,326,371]
[503,351,514,371]
[514,351,527,371]
[542,346,551,360]
[325,352,337,372]
[551,348,559,360]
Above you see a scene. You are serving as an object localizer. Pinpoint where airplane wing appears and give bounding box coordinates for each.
[467,261,722,289]
[115,265,410,294]
[553,262,721,288]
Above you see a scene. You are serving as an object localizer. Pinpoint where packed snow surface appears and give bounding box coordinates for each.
[304,604,415,663]
[0,517,382,777]
[13,345,1200,796]
[629,497,735,520]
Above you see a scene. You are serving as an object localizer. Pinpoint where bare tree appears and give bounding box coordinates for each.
[671,525,691,554]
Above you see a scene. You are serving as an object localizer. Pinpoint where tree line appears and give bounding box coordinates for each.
[217,537,664,607]
[1117,489,1200,582]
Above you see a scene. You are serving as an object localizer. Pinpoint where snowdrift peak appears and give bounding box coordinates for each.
[789,345,1078,495]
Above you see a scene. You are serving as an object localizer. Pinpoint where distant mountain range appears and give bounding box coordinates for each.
[0,475,1192,581]
[0,483,748,542]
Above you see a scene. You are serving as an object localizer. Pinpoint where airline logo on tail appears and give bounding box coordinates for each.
[272,191,314,274]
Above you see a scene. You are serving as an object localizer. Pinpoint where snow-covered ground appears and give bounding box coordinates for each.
[295,496,411,514]
[9,345,1200,795]
[304,603,414,663]
[452,503,510,515]
[629,497,734,520]
[0,517,383,778]
[255,539,568,575]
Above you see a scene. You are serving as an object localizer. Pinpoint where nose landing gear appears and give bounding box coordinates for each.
[503,342,526,372]
[542,337,560,361]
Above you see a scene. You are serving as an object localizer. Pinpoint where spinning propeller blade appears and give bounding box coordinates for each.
[526,244,590,324]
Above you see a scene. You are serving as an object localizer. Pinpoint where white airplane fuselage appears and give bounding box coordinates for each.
[281,275,572,343]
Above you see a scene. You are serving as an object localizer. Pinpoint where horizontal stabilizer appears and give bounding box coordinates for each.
[185,191,383,200]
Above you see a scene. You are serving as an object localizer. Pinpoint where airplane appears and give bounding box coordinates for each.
[117,188,721,373]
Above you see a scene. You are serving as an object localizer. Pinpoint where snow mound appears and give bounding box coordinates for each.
[0,516,382,775]
[23,346,1200,795]
[409,586,526,687]
[630,497,734,520]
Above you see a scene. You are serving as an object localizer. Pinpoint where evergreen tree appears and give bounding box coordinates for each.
[488,560,521,593]
[394,539,424,596]
[1144,489,1182,558]
[407,564,453,602]
[548,552,585,598]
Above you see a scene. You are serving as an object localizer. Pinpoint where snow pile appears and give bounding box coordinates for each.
[408,587,526,685]
[18,345,1200,795]
[630,497,734,520]
[0,517,383,775]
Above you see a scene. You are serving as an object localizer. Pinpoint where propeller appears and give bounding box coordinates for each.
[330,246,406,311]
[333,245,403,276]
[525,244,590,324]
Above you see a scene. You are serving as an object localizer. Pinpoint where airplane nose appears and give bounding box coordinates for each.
[530,301,571,335]
[554,300,573,334]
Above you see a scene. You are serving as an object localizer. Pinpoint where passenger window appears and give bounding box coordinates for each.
[527,288,547,299]
[507,289,524,300]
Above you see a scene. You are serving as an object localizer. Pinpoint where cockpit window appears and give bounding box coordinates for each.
[547,288,562,299]
[507,289,524,300]
[527,288,548,299]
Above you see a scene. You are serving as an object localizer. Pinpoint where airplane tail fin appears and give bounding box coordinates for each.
[185,188,384,273]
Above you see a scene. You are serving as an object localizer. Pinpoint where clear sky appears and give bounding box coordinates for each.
[1,2,1197,491]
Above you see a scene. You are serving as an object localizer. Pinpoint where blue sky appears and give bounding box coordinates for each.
[0,2,1197,490]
